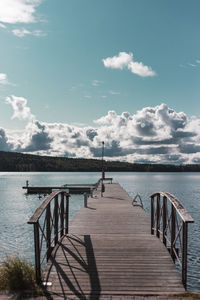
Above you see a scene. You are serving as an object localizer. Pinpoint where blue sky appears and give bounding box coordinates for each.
[0,0,200,164]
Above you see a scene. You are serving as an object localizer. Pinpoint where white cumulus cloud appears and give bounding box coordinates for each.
[103,52,133,69]
[128,61,155,77]
[0,0,41,24]
[102,51,156,77]
[5,95,34,120]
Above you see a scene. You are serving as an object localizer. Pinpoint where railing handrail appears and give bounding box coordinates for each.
[150,192,194,223]
[28,191,67,224]
[28,178,103,283]
[150,191,194,289]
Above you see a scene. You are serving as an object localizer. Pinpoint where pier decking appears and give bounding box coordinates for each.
[43,183,185,298]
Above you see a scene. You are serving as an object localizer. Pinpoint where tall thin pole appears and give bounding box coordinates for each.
[101,141,104,180]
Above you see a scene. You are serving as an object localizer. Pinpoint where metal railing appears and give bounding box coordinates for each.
[150,192,194,289]
[28,191,69,283]
[28,179,103,283]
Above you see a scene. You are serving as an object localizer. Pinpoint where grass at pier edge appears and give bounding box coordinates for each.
[0,255,43,297]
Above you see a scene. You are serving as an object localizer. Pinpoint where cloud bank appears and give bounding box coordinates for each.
[103,52,156,77]
[2,97,200,165]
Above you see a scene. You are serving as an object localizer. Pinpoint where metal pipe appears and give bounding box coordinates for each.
[60,193,64,237]
[163,196,167,246]
[171,204,176,262]
[46,203,51,260]
[65,194,69,234]
[182,222,188,289]
[34,222,41,283]
[101,141,104,180]
[156,194,160,238]
[151,196,154,235]
[54,195,58,245]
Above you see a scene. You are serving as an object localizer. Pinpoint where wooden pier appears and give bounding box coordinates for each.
[23,178,112,195]
[28,182,194,298]
[23,184,98,195]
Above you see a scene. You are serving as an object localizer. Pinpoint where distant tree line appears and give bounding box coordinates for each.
[0,151,200,172]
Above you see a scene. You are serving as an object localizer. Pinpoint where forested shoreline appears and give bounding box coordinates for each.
[0,151,200,172]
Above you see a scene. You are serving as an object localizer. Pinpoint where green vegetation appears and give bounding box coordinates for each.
[1,150,200,172]
[0,256,39,293]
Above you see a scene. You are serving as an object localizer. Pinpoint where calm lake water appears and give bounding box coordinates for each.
[0,172,200,291]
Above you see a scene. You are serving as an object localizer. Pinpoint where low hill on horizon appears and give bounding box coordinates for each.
[0,151,200,172]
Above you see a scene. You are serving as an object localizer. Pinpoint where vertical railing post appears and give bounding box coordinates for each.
[54,195,58,245]
[65,194,69,234]
[182,222,188,289]
[46,203,51,260]
[151,196,154,235]
[34,222,41,283]
[171,204,176,262]
[90,188,93,198]
[156,194,160,238]
[163,196,167,246]
[60,192,64,238]
[84,192,88,207]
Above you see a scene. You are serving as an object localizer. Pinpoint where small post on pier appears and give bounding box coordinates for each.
[26,180,29,187]
[84,193,88,207]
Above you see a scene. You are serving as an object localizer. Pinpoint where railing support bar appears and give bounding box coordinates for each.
[182,222,188,289]
[90,188,93,198]
[171,204,176,262]
[34,222,41,284]
[46,203,51,260]
[156,194,160,238]
[54,195,58,245]
[60,193,64,238]
[65,194,69,234]
[163,196,167,246]
[151,196,154,235]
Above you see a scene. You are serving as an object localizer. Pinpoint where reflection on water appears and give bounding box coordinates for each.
[0,172,199,291]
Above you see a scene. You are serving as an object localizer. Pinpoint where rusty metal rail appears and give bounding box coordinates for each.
[28,191,69,283]
[150,192,194,289]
